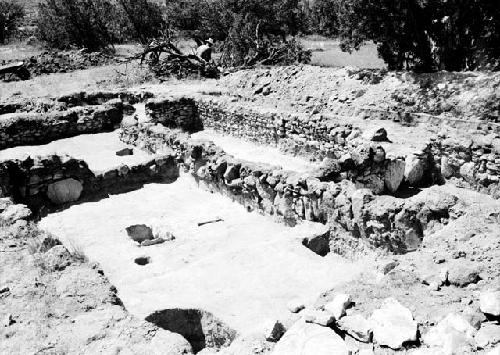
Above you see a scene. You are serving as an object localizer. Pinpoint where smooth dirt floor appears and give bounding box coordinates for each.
[40,174,367,336]
[191,129,316,173]
[0,130,154,174]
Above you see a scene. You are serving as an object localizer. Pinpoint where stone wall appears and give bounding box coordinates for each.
[145,97,201,133]
[0,102,123,149]
[120,123,459,254]
[431,134,500,198]
[0,153,179,215]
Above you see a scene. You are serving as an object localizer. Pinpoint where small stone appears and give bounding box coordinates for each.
[369,298,418,349]
[126,224,154,243]
[480,290,500,316]
[141,238,165,247]
[287,299,305,313]
[302,309,335,327]
[324,294,352,320]
[262,319,286,342]
[364,127,389,142]
[116,148,134,156]
[338,314,372,342]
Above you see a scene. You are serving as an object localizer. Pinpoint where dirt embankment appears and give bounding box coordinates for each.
[0,198,194,355]
[220,66,500,122]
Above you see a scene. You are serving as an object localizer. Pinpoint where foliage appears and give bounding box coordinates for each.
[117,0,166,44]
[37,0,117,51]
[335,0,500,71]
[164,0,308,41]
[219,18,311,67]
[0,0,25,44]
[306,0,339,37]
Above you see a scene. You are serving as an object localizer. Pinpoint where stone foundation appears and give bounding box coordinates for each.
[0,102,123,149]
[145,97,201,133]
[0,153,179,215]
[120,123,459,254]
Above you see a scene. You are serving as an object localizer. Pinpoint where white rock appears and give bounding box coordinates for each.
[324,294,352,320]
[475,322,500,348]
[302,309,335,327]
[272,320,350,355]
[404,155,425,185]
[47,178,83,204]
[287,299,305,313]
[369,298,417,349]
[0,204,31,223]
[480,290,500,316]
[423,313,476,354]
[338,314,372,342]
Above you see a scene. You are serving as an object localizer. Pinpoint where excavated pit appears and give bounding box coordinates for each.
[145,308,237,353]
[2,80,499,353]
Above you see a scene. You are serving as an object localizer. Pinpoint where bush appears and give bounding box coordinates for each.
[164,0,308,41]
[37,0,117,51]
[117,0,166,44]
[0,0,25,44]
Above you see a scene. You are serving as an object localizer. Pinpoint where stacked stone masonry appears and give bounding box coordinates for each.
[0,153,179,215]
[121,123,459,254]
[194,97,500,198]
[0,102,123,149]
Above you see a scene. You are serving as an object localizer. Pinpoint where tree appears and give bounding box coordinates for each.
[0,0,24,44]
[335,0,500,71]
[37,0,117,51]
[117,0,165,44]
[307,0,339,36]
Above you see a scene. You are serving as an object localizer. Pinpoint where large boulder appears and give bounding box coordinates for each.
[422,313,476,354]
[369,298,417,349]
[47,178,83,205]
[384,159,406,193]
[272,320,350,355]
[475,322,500,349]
[404,155,425,185]
[480,290,500,317]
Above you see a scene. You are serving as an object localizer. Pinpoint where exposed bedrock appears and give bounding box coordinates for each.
[0,153,179,215]
[120,123,463,254]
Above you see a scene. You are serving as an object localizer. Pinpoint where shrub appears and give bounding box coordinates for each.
[117,0,166,44]
[0,0,25,44]
[37,0,117,51]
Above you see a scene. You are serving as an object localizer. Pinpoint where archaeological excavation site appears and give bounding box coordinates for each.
[1,62,500,355]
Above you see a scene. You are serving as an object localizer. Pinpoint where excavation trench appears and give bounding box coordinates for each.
[1,89,478,351]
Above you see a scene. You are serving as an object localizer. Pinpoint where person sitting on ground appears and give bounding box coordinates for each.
[196,38,214,62]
